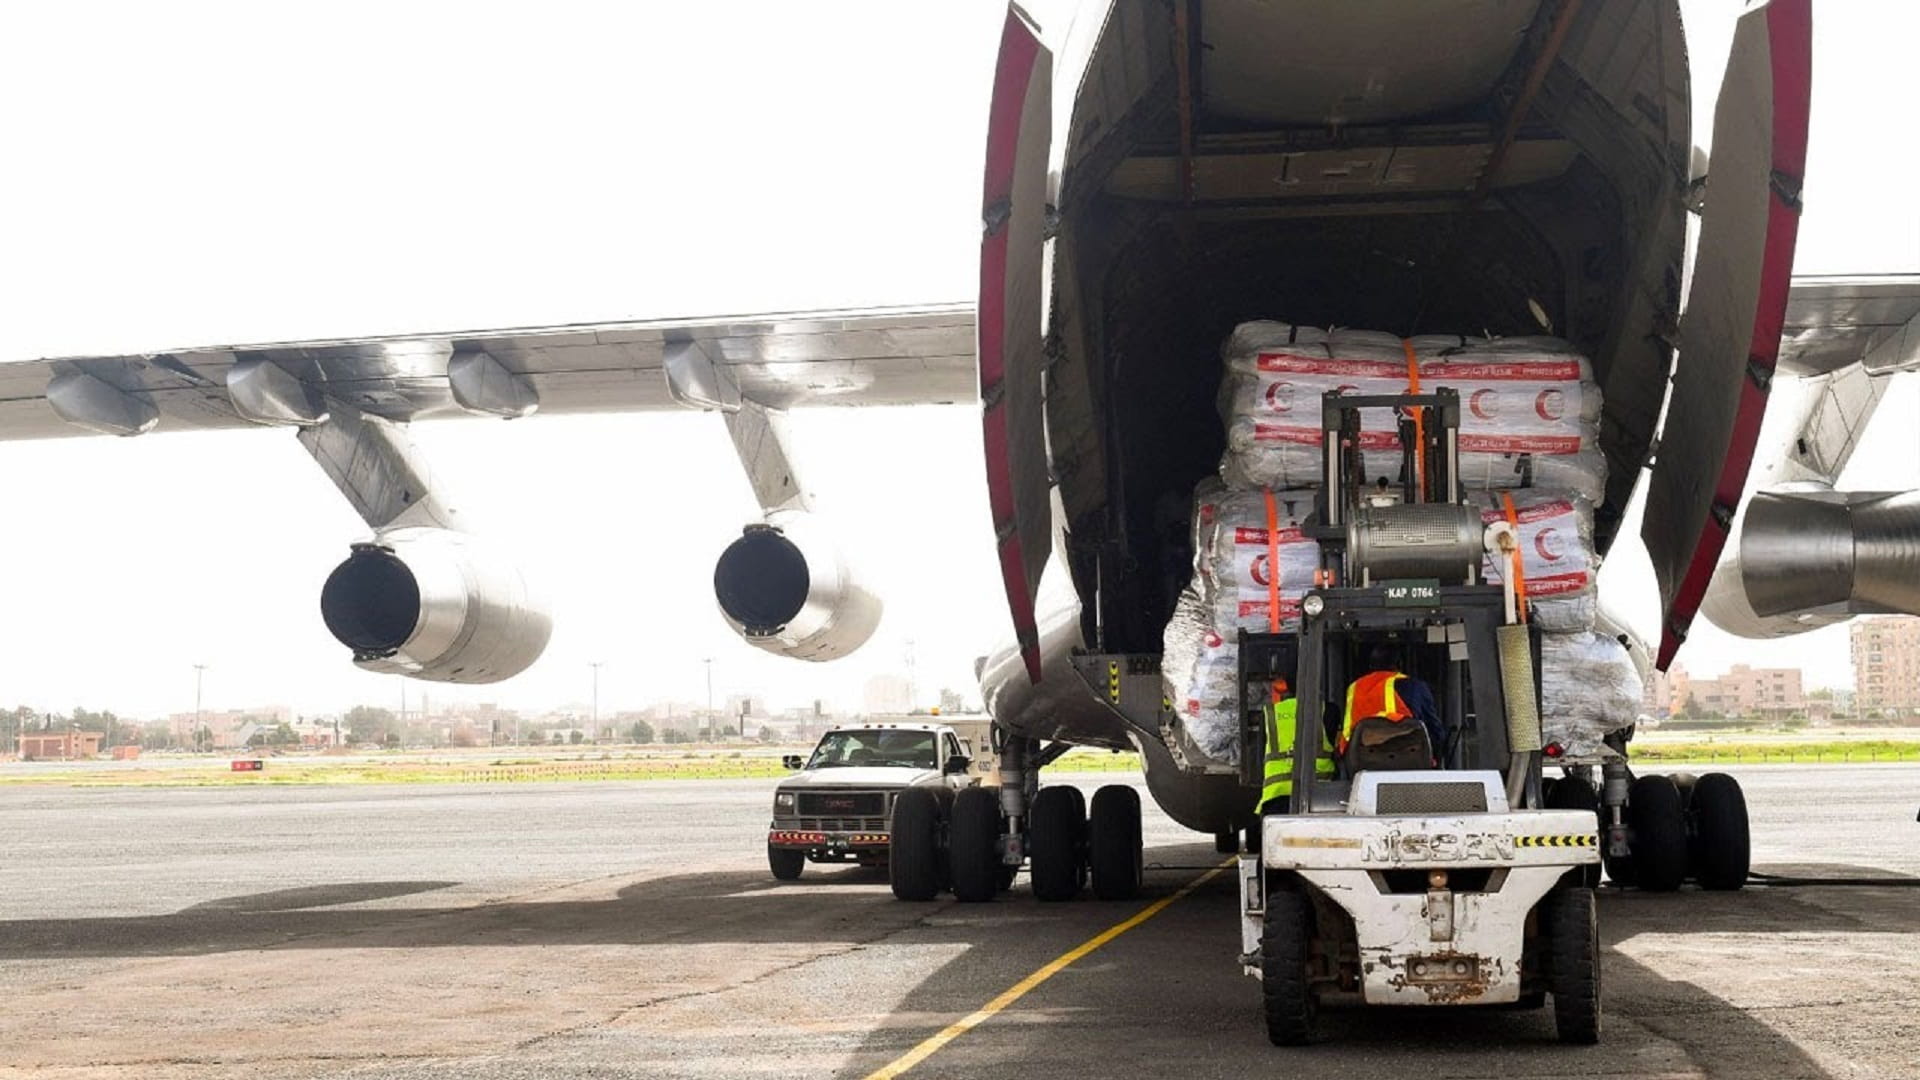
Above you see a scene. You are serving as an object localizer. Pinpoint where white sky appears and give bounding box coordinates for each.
[1,1,1915,719]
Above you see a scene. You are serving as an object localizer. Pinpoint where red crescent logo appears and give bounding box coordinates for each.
[1264,381,1295,413]
[1470,388,1497,420]
[1536,388,1566,421]
[1250,554,1271,587]
[1534,527,1564,562]
[1204,631,1223,648]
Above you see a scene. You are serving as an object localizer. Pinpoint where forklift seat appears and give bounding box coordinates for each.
[1343,716,1434,773]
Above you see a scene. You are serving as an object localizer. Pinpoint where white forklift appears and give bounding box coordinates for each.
[1238,387,1601,1045]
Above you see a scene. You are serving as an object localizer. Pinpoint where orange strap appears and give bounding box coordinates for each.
[1501,491,1531,623]
[1264,489,1282,633]
[1403,339,1425,500]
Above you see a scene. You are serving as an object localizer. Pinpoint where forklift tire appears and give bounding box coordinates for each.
[1689,773,1751,891]
[1628,775,1688,892]
[1544,887,1601,1044]
[1261,888,1318,1046]
[889,787,943,902]
[948,786,1004,903]
[767,845,805,882]
[1545,773,1603,889]
[1088,785,1143,901]
[1029,786,1086,902]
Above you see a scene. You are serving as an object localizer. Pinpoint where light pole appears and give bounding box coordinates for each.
[193,664,208,750]
[703,657,714,742]
[589,661,604,743]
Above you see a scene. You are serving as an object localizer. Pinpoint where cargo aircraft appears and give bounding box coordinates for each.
[4,0,1915,899]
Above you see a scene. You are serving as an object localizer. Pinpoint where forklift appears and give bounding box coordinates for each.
[1236,387,1602,1045]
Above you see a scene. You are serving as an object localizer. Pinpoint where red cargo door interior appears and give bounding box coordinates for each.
[979,6,1053,682]
[1643,0,1810,669]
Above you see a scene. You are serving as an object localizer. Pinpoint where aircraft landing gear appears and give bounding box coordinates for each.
[1088,784,1143,900]
[889,787,944,901]
[948,786,1005,902]
[1028,785,1087,901]
[1590,762,1751,891]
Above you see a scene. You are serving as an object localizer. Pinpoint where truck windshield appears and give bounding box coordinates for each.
[806,730,937,770]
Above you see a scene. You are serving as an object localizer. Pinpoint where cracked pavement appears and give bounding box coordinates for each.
[2,766,1916,1078]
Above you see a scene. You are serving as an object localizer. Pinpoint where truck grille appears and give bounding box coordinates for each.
[795,817,890,833]
[796,791,888,817]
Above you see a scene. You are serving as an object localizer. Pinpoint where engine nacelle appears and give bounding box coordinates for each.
[320,527,552,683]
[713,511,881,661]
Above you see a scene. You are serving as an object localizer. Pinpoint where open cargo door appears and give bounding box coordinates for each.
[979,6,1053,682]
[1643,0,1810,670]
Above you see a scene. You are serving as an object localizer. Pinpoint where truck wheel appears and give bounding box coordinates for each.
[1088,785,1143,901]
[948,786,1003,903]
[767,845,805,882]
[1029,786,1085,902]
[1689,773,1750,890]
[1628,775,1687,892]
[1544,887,1601,1044]
[1261,887,1317,1046]
[1545,773,1603,888]
[889,787,942,902]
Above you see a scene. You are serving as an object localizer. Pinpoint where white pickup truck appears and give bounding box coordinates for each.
[766,721,992,881]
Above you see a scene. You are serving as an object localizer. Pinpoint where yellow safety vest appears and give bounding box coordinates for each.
[1262,697,1337,809]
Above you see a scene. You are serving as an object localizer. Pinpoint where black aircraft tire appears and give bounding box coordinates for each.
[1261,888,1318,1046]
[1088,785,1143,901]
[1029,786,1086,902]
[1690,773,1751,891]
[1545,773,1603,888]
[1628,775,1688,892]
[948,786,1004,903]
[1544,887,1601,1044]
[767,845,805,882]
[889,787,942,902]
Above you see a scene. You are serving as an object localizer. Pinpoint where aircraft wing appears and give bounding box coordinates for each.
[0,304,978,440]
[1778,274,1920,379]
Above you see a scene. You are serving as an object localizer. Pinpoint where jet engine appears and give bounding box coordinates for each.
[712,511,881,661]
[320,527,552,683]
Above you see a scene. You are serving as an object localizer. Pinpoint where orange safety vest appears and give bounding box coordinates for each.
[1340,671,1415,753]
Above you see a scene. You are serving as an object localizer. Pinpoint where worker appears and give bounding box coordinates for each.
[1338,645,1443,758]
[1261,678,1337,814]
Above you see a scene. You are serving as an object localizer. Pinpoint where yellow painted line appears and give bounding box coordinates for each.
[862,858,1234,1080]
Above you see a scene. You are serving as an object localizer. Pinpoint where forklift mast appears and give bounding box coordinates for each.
[1237,388,1545,811]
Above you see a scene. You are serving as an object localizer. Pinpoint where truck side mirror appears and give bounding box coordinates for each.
[943,754,971,775]
[781,754,804,770]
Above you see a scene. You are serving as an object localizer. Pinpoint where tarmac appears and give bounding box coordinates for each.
[1,765,1916,1079]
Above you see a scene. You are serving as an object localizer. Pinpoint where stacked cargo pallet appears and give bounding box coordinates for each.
[1163,322,1641,765]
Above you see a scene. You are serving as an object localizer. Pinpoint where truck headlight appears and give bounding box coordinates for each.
[774,792,795,811]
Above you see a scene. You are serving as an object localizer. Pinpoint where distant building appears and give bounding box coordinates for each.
[1642,669,1674,718]
[1672,664,1804,717]
[1853,616,1920,714]
[20,730,102,760]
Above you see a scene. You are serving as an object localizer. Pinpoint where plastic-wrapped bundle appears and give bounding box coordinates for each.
[1474,489,1597,632]
[1161,584,1242,764]
[1191,486,1321,633]
[1539,630,1642,758]
[1220,330,1607,502]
